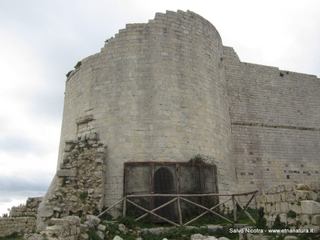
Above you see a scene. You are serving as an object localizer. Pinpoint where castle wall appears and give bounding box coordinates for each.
[38,11,320,228]
[53,10,234,209]
[0,217,36,237]
[224,47,320,192]
[0,197,41,237]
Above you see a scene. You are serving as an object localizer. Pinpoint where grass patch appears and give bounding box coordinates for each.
[79,191,88,202]
[142,226,238,240]
[0,232,23,240]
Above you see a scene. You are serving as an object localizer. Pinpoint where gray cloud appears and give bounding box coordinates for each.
[0,176,49,192]
[0,135,45,155]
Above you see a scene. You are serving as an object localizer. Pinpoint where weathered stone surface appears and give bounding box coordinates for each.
[284,236,298,240]
[190,234,218,240]
[247,234,271,240]
[218,237,230,240]
[39,206,54,218]
[118,223,127,233]
[97,224,106,232]
[37,133,106,229]
[207,225,223,232]
[0,217,36,237]
[190,234,205,240]
[96,230,104,240]
[301,200,320,214]
[86,215,101,228]
[41,216,81,240]
[257,184,320,229]
[56,169,77,177]
[300,214,311,225]
[24,233,44,240]
[80,233,89,240]
[279,213,287,224]
[113,236,123,240]
[287,217,296,226]
[296,184,311,191]
[141,226,174,235]
[311,214,320,225]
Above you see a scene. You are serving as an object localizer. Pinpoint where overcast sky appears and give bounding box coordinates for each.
[0,0,319,215]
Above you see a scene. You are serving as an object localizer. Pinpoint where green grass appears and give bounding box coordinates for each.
[142,226,238,240]
[0,233,23,240]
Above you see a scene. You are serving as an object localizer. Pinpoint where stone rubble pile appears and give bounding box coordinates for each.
[190,233,230,240]
[42,216,81,240]
[38,131,107,228]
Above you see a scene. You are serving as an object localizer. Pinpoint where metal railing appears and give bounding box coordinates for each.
[97,190,258,226]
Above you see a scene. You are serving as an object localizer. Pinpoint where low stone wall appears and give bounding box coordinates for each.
[257,184,320,230]
[10,197,43,218]
[0,217,36,237]
[0,197,42,237]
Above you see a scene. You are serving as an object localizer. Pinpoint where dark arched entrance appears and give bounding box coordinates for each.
[153,167,176,221]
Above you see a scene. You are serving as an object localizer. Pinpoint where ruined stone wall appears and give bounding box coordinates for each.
[10,197,42,218]
[0,217,36,237]
[0,197,41,237]
[224,46,320,192]
[51,10,234,211]
[37,131,106,229]
[257,184,320,229]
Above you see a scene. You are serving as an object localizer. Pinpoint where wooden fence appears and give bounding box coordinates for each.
[97,191,258,226]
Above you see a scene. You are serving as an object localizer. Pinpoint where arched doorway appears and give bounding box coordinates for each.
[153,167,176,221]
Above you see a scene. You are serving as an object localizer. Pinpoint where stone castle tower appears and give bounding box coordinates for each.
[37,10,320,229]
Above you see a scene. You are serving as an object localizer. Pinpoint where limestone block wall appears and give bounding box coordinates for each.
[223,46,320,192]
[0,197,42,237]
[0,217,36,237]
[10,197,42,218]
[52,10,234,210]
[257,184,320,229]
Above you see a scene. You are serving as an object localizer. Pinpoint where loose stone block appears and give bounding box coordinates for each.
[301,200,320,214]
[300,214,311,225]
[311,215,320,225]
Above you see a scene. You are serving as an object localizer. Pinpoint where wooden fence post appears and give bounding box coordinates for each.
[177,196,183,225]
[232,195,237,223]
[123,196,127,217]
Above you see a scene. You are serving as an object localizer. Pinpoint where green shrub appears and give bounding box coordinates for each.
[272,214,286,229]
[0,232,23,240]
[88,229,100,240]
[287,210,297,218]
[79,191,88,202]
[256,207,267,229]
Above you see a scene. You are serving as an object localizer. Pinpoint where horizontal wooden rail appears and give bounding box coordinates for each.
[97,190,259,226]
[125,190,258,198]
